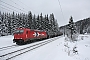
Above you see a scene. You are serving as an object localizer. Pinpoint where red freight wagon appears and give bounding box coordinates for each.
[13,28,48,45]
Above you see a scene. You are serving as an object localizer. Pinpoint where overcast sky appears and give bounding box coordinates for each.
[0,0,90,26]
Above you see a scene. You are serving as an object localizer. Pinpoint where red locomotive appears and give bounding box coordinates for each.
[13,28,48,45]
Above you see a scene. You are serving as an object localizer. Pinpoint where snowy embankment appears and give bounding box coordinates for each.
[0,35,15,47]
[0,35,90,60]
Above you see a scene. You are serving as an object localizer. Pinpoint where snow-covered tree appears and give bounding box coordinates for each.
[44,14,49,31]
[5,13,9,35]
[8,13,12,35]
[30,14,35,29]
[39,13,43,30]
[25,14,28,28]
[0,11,2,36]
[22,13,27,28]
[19,13,24,27]
[11,11,17,35]
[0,11,60,37]
[27,11,32,29]
[67,16,78,41]
[1,12,7,36]
[35,14,40,29]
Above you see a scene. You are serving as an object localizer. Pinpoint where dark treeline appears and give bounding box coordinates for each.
[60,17,90,35]
[75,18,90,34]
[0,11,60,36]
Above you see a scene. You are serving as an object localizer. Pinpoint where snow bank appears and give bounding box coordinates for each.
[0,35,14,47]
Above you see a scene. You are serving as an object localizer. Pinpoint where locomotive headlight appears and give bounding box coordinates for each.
[15,38,17,39]
[20,38,22,39]
[15,38,22,39]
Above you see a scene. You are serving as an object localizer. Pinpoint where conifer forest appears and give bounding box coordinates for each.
[0,11,60,36]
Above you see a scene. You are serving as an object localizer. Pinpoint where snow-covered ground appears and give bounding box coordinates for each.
[0,35,90,60]
[0,35,15,47]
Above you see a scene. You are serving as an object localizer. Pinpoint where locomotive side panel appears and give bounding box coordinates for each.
[31,30,47,40]
[13,28,48,45]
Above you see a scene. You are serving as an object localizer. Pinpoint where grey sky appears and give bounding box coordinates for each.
[0,0,90,26]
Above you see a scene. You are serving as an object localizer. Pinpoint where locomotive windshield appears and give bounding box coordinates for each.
[15,30,24,34]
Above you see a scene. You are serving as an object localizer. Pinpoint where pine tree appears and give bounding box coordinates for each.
[17,13,20,28]
[54,19,60,36]
[0,12,4,36]
[22,13,27,28]
[49,14,53,31]
[67,16,77,41]
[36,14,40,29]
[2,12,6,36]
[11,11,16,35]
[0,11,2,36]
[25,14,28,28]
[46,14,49,30]
[39,13,43,30]
[19,13,23,27]
[8,13,12,35]
[44,14,49,31]
[27,11,32,29]
[32,14,36,29]
[41,13,46,30]
[5,13,9,35]
[15,13,18,28]
[48,13,56,37]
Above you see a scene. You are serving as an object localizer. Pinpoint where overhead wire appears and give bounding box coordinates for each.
[57,0,65,20]
[18,0,29,9]
[0,0,27,13]
[0,6,12,12]
[0,0,29,18]
[17,0,36,12]
[0,7,12,23]
[9,0,27,13]
[0,4,19,13]
[57,0,66,36]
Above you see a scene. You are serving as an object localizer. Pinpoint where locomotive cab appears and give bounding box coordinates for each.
[14,29,24,39]
[13,28,29,45]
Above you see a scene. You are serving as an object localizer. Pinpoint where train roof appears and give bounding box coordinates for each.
[16,28,46,32]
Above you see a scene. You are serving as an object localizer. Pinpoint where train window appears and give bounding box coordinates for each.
[15,30,24,34]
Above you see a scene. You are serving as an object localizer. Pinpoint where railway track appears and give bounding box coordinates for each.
[0,45,18,51]
[0,36,61,60]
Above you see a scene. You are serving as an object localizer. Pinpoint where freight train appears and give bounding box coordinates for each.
[13,28,63,45]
